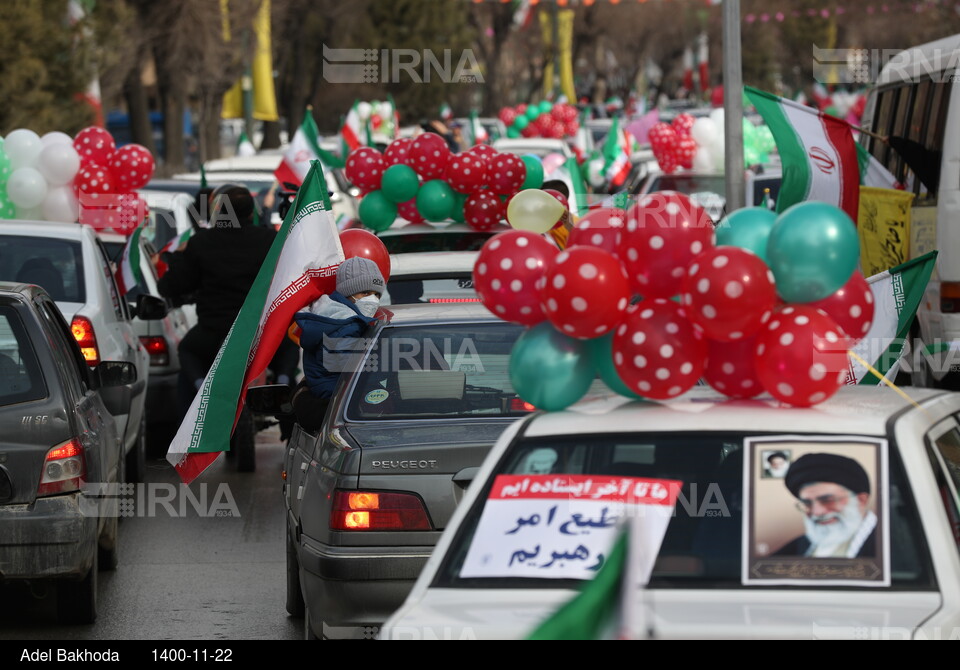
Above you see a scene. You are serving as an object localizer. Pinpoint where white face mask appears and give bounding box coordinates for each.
[355,295,380,317]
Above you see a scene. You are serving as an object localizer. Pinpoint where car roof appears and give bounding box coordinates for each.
[389,251,478,275]
[377,301,500,326]
[0,281,44,300]
[520,385,949,439]
[377,220,507,236]
[0,219,88,239]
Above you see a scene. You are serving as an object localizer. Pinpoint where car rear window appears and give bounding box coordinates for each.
[0,236,85,303]
[0,305,47,406]
[378,232,496,254]
[433,433,933,590]
[345,322,531,420]
[382,276,479,305]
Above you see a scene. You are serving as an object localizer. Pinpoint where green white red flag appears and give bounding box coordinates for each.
[276,110,345,187]
[166,160,344,483]
[340,101,363,154]
[745,86,860,222]
[114,225,143,295]
[602,116,631,188]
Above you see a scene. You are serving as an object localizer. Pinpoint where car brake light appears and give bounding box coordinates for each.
[37,438,86,496]
[140,336,170,366]
[428,298,482,303]
[330,490,431,531]
[942,282,960,314]
[71,316,100,366]
[509,398,536,412]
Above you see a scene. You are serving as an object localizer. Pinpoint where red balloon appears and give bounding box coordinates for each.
[612,298,707,399]
[74,127,116,167]
[543,188,569,212]
[344,147,386,192]
[396,197,426,224]
[618,191,715,298]
[383,138,413,167]
[407,133,451,180]
[340,228,391,282]
[74,162,117,197]
[807,271,875,344]
[566,207,625,255]
[487,153,527,195]
[703,335,764,399]
[671,113,696,137]
[114,193,147,235]
[464,191,504,232]
[445,152,488,194]
[753,305,851,407]
[520,125,539,138]
[499,108,518,126]
[680,246,777,341]
[516,104,528,116]
[110,144,155,191]
[677,136,698,170]
[540,246,631,339]
[474,230,557,326]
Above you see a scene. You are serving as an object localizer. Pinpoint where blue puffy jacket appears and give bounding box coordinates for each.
[294,292,376,397]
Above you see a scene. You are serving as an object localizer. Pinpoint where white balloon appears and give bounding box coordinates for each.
[38,143,81,186]
[709,108,724,129]
[4,129,42,170]
[40,131,74,147]
[15,205,44,221]
[376,101,392,118]
[41,185,79,222]
[693,146,715,173]
[356,101,373,121]
[6,167,49,209]
[690,118,719,148]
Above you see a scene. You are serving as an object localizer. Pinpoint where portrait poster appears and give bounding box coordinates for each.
[742,435,889,587]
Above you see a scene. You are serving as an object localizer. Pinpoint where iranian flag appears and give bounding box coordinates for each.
[340,101,363,154]
[602,116,631,189]
[237,130,257,157]
[468,109,488,146]
[155,229,193,279]
[167,161,344,483]
[275,110,346,187]
[745,86,860,222]
[114,225,143,295]
[856,144,900,189]
[846,251,938,384]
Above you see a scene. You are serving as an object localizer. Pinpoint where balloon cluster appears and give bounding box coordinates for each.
[0,126,155,234]
[648,111,776,174]
[498,102,580,140]
[354,100,397,140]
[475,194,872,411]
[346,133,547,233]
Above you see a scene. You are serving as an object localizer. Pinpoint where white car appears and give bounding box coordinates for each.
[373,220,508,255]
[0,221,162,482]
[383,252,480,305]
[629,168,783,223]
[492,138,574,161]
[382,385,960,640]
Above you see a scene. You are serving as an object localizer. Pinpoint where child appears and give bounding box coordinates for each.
[291,256,385,432]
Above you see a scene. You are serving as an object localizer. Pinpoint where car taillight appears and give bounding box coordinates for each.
[942,282,960,313]
[330,490,431,531]
[37,438,86,497]
[140,336,170,366]
[509,398,536,412]
[428,298,482,303]
[71,316,100,366]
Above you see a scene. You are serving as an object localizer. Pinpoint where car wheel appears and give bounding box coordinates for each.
[232,407,256,473]
[286,529,305,618]
[57,550,97,624]
[125,413,147,483]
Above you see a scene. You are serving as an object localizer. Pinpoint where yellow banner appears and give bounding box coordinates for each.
[251,0,278,122]
[540,10,554,100]
[222,81,243,120]
[558,9,575,103]
[857,186,915,277]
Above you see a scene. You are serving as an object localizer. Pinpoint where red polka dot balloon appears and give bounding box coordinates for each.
[567,207,625,255]
[543,188,569,212]
[468,144,499,162]
[703,335,764,399]
[680,246,777,342]
[677,136,697,170]
[78,191,119,231]
[487,153,527,195]
[612,298,707,399]
[408,132,451,181]
[753,305,851,407]
[539,246,631,339]
[806,271,875,344]
[445,152,488,194]
[73,127,116,167]
[464,191,504,232]
[110,144,155,191]
[114,192,147,235]
[344,147,386,192]
[75,162,116,197]
[671,113,696,137]
[474,230,557,326]
[619,191,715,299]
[396,197,426,224]
[383,138,413,167]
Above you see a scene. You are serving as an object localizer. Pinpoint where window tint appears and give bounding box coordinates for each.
[37,299,87,399]
[0,236,84,303]
[382,276,479,305]
[378,232,498,253]
[0,304,47,406]
[95,238,127,321]
[927,423,960,553]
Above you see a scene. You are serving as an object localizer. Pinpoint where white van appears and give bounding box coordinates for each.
[859,33,960,389]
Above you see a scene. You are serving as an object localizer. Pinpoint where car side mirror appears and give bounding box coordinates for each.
[134,294,168,320]
[96,361,137,387]
[246,384,294,415]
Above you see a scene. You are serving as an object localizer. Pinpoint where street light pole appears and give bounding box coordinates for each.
[722,0,745,212]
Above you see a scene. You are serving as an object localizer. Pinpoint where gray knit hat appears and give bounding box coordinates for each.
[336,257,385,298]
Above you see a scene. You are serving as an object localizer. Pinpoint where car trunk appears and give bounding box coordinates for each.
[0,397,76,505]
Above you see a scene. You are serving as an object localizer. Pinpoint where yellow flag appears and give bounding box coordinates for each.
[251,0,278,121]
[558,9,576,103]
[857,186,915,277]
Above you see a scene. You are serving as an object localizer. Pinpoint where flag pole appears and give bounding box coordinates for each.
[722,0,745,211]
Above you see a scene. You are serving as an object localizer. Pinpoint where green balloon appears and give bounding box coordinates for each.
[506,127,521,139]
[0,198,15,218]
[766,202,860,303]
[0,149,11,185]
[416,179,455,222]
[539,101,553,115]
[525,106,540,121]
[358,190,398,232]
[450,191,467,223]
[513,116,529,131]
[380,164,420,204]
[509,322,594,411]
[715,207,777,263]
[585,333,642,399]
[520,155,544,190]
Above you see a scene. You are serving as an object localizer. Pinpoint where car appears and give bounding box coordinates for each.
[454,117,508,144]
[375,220,508,255]
[0,282,138,624]
[250,303,544,639]
[137,188,197,251]
[492,138,575,161]
[381,384,960,640]
[0,220,164,483]
[382,251,481,305]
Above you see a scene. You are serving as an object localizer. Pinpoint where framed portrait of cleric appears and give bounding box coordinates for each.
[741,435,890,587]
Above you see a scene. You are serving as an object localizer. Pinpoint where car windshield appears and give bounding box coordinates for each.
[378,231,496,253]
[345,322,532,420]
[432,432,932,590]
[0,303,47,406]
[0,236,85,303]
[382,275,479,305]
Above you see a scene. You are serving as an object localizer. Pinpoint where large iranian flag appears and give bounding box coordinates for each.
[745,86,860,222]
[275,110,345,187]
[114,225,143,295]
[167,161,344,483]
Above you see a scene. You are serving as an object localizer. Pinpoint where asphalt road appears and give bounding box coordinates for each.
[0,425,301,641]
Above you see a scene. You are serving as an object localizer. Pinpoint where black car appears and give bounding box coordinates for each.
[0,282,136,623]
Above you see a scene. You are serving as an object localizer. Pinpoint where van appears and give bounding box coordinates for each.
[859,34,960,389]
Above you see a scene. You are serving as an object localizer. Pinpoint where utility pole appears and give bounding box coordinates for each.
[722,0,745,211]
